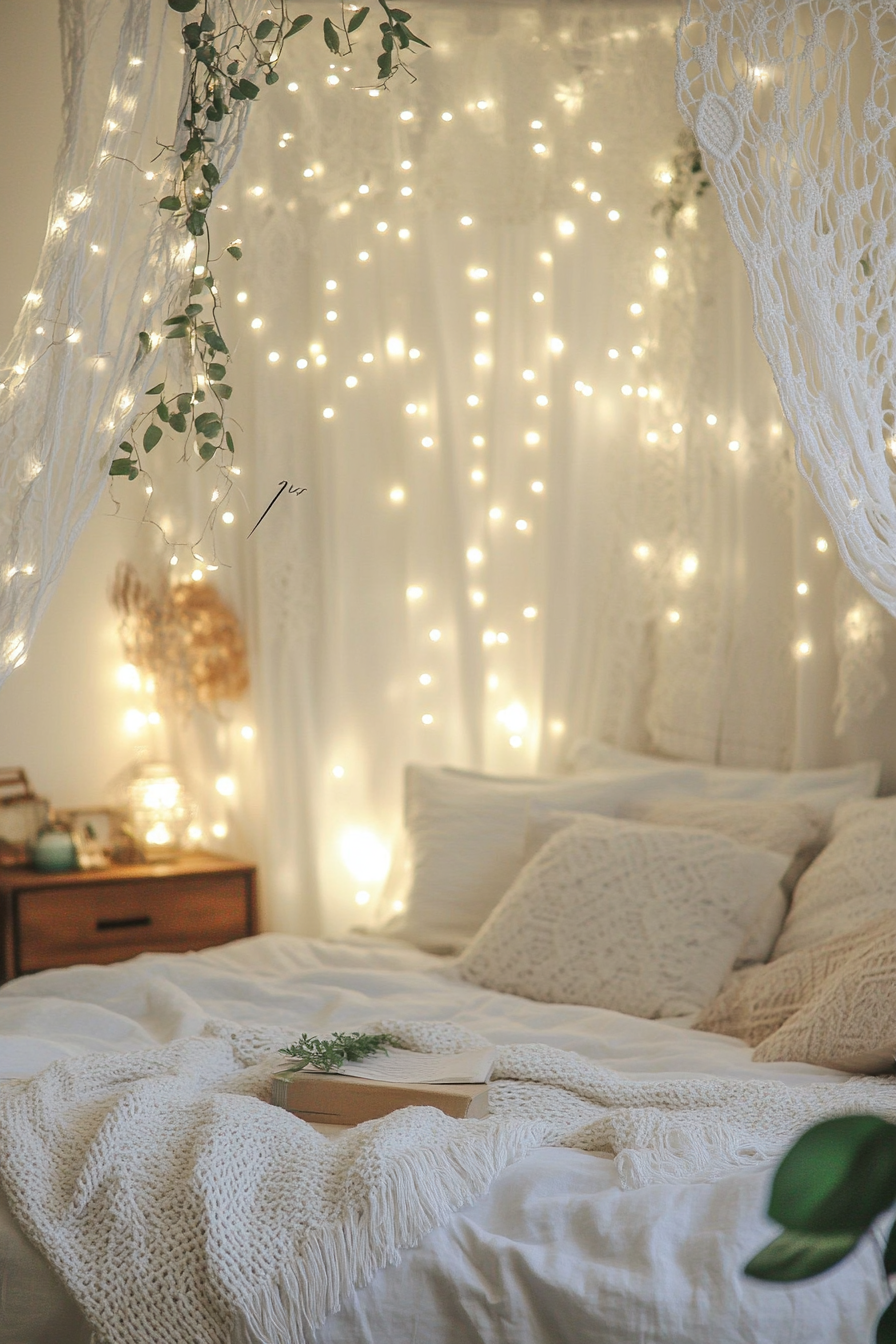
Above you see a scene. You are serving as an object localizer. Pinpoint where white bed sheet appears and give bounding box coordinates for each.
[0,933,887,1344]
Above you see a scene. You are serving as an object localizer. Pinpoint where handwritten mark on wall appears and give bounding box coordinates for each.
[248,481,307,538]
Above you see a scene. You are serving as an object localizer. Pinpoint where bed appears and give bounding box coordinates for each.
[0,931,888,1344]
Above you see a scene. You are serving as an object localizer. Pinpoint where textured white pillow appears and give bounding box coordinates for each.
[377,762,703,952]
[567,742,880,823]
[772,798,896,960]
[458,815,790,1017]
[526,797,825,965]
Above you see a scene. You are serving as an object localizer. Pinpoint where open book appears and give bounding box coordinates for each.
[305,1046,496,1086]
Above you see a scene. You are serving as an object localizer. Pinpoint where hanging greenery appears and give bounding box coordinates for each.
[110,0,427,487]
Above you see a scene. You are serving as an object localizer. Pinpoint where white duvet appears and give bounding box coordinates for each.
[0,933,887,1344]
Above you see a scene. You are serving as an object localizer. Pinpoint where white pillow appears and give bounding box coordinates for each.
[525,797,823,965]
[377,762,703,952]
[567,741,880,823]
[457,815,790,1018]
[772,798,896,960]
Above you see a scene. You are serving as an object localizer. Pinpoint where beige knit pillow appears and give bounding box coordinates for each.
[696,913,896,1073]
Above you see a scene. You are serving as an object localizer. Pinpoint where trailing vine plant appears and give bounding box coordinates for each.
[110,0,427,511]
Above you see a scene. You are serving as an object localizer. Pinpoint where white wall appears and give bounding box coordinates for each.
[0,0,136,807]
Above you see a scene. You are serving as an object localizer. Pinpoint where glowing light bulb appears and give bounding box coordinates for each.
[467,546,484,564]
[548,337,564,354]
[419,673,432,684]
[621,384,633,396]
[530,480,544,493]
[170,555,178,566]
[728,439,740,452]
[590,140,602,153]
[386,335,405,357]
[345,375,358,388]
[472,435,486,447]
[422,714,434,725]
[668,609,681,624]
[608,349,619,360]
[400,186,413,197]
[400,109,414,121]
[646,431,659,444]
[236,291,248,303]
[629,302,643,315]
[523,606,537,618]
[474,352,490,367]
[471,591,485,606]
[589,191,602,203]
[296,358,308,369]
[326,310,338,321]
[468,267,489,280]
[355,890,371,906]
[250,317,263,330]
[672,422,683,434]
[471,468,485,483]
[558,219,575,236]
[421,436,434,447]
[323,407,335,418]
[706,414,717,426]
[572,180,585,192]
[441,111,453,121]
[515,519,529,531]
[633,543,651,560]
[796,581,809,595]
[358,250,370,261]
[489,506,502,520]
[303,168,315,178]
[531,120,543,129]
[409,348,421,360]
[429,628,441,641]
[362,352,374,363]
[607,209,620,222]
[390,486,405,502]
[482,630,497,646]
[655,247,667,259]
[467,394,480,407]
[398,228,410,240]
[251,185,264,197]
[540,251,552,263]
[816,537,829,552]
[401,159,412,171]
[191,568,203,581]
[460,215,473,226]
[268,351,280,363]
[680,552,699,576]
[358,184,370,194]
[215,774,235,797]
[651,264,669,287]
[532,291,545,303]
[376,221,388,232]
[332,765,345,778]
[795,639,812,657]
[340,827,390,882]
[535,394,549,407]
[524,431,541,446]
[288,81,299,91]
[406,585,424,600]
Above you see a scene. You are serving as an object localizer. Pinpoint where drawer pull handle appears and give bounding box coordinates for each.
[95,915,152,932]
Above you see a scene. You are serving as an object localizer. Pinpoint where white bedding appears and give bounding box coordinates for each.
[0,933,887,1343]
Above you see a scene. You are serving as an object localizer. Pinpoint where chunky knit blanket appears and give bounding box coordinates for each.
[2,1017,896,1344]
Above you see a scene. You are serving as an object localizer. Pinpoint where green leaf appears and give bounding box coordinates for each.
[193,388,206,402]
[190,191,211,210]
[226,245,242,260]
[177,393,193,414]
[146,382,165,396]
[198,440,217,460]
[165,326,189,340]
[255,18,276,38]
[195,411,222,436]
[201,162,220,188]
[190,278,205,296]
[118,441,135,455]
[405,27,429,46]
[226,430,235,453]
[168,0,200,11]
[878,1299,896,1344]
[143,424,163,452]
[227,60,239,75]
[199,13,215,31]
[238,78,259,99]
[377,49,393,77]
[207,362,226,381]
[265,70,279,84]
[348,6,369,32]
[769,1117,896,1236]
[137,331,151,355]
[229,84,246,101]
[395,23,410,48]
[390,7,411,19]
[159,195,182,211]
[109,458,133,475]
[156,401,170,422]
[185,303,203,318]
[206,104,224,122]
[323,16,341,51]
[745,1228,862,1283]
[128,466,139,480]
[168,411,187,433]
[183,22,202,47]
[186,211,206,237]
[285,14,313,37]
[215,383,233,399]
[205,330,228,354]
[164,313,189,326]
[381,31,393,51]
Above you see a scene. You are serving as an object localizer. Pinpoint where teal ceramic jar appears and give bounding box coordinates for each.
[32,826,78,873]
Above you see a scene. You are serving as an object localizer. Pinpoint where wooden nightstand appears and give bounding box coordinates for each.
[0,853,257,984]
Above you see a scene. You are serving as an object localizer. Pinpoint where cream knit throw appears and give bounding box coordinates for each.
[2,1017,896,1344]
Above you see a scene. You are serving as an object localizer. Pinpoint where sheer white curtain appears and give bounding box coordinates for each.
[86,0,891,936]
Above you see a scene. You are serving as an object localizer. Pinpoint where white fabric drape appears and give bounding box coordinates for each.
[0,0,262,685]
[676,0,896,619]
[132,0,881,935]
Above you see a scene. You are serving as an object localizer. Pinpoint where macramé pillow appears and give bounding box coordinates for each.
[696,913,896,1073]
[526,797,824,966]
[457,814,789,1018]
[772,797,896,960]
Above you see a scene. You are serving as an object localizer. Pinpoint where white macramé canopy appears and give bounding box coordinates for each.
[0,0,262,688]
[677,0,896,617]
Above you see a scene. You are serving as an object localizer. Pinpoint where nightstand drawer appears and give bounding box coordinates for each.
[16,873,250,972]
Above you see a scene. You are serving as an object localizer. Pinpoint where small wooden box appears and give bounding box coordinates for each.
[271,1069,491,1125]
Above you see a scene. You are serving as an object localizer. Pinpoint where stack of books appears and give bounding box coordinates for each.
[270,1045,495,1125]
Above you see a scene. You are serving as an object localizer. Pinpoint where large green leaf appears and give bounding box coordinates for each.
[109,458,133,475]
[348,7,369,32]
[194,411,222,436]
[168,0,200,11]
[745,1228,861,1282]
[323,17,341,52]
[285,14,312,37]
[159,196,182,211]
[769,1117,896,1235]
[255,18,276,39]
[168,412,187,433]
[143,424,163,452]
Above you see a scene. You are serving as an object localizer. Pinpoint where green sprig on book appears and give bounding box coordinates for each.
[279,1031,398,1075]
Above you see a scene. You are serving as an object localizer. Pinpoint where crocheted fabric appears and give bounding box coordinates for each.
[457,815,789,1017]
[3,1016,896,1344]
[774,798,896,959]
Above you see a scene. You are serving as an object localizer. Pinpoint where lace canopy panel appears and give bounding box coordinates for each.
[677,1,896,617]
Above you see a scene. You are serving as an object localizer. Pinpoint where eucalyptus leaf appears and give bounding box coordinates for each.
[768,1116,896,1235]
[323,17,341,52]
[405,27,429,46]
[118,442,135,455]
[205,330,228,354]
[255,17,276,38]
[227,60,239,74]
[227,245,242,260]
[168,0,200,11]
[226,430,235,453]
[164,314,189,325]
[177,393,193,414]
[159,196,182,211]
[195,411,222,436]
[348,5,369,30]
[185,303,203,317]
[168,412,188,433]
[128,466,139,480]
[186,211,206,236]
[156,401,170,422]
[207,363,226,381]
[198,440,217,460]
[202,162,220,187]
[285,14,313,37]
[109,458,133,475]
[238,78,259,99]
[745,1228,861,1282]
[199,12,215,31]
[165,325,190,340]
[138,331,151,354]
[143,424,163,452]
[146,382,165,396]
[215,384,233,399]
[207,104,223,122]
[265,70,279,84]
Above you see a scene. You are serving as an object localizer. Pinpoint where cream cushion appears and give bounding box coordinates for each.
[773,797,896,960]
[377,762,703,953]
[527,797,824,966]
[457,814,789,1018]
[697,914,896,1073]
